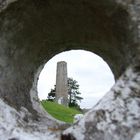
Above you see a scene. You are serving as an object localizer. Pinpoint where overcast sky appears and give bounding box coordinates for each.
[37,50,115,108]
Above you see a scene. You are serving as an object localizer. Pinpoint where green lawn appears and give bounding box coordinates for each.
[41,100,82,123]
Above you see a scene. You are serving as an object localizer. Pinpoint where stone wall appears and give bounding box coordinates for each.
[0,0,139,139]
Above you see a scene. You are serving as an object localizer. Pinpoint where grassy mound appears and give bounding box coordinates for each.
[41,100,82,123]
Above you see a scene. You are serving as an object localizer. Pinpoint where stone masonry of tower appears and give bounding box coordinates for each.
[55,61,68,106]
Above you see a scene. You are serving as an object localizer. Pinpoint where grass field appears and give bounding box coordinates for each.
[41,100,82,123]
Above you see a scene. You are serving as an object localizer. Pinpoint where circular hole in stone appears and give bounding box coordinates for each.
[37,50,115,123]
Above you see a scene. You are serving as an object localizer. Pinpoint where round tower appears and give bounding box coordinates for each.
[55,61,68,106]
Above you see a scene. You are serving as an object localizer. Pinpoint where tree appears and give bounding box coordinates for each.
[47,85,56,102]
[47,78,83,108]
[68,78,83,108]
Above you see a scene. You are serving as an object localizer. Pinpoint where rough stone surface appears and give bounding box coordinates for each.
[63,65,140,140]
[0,0,139,140]
[0,98,65,140]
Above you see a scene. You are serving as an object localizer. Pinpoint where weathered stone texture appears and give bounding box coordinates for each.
[63,65,140,140]
[0,0,139,139]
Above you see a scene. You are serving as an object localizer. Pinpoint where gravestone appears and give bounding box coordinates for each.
[55,61,68,106]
